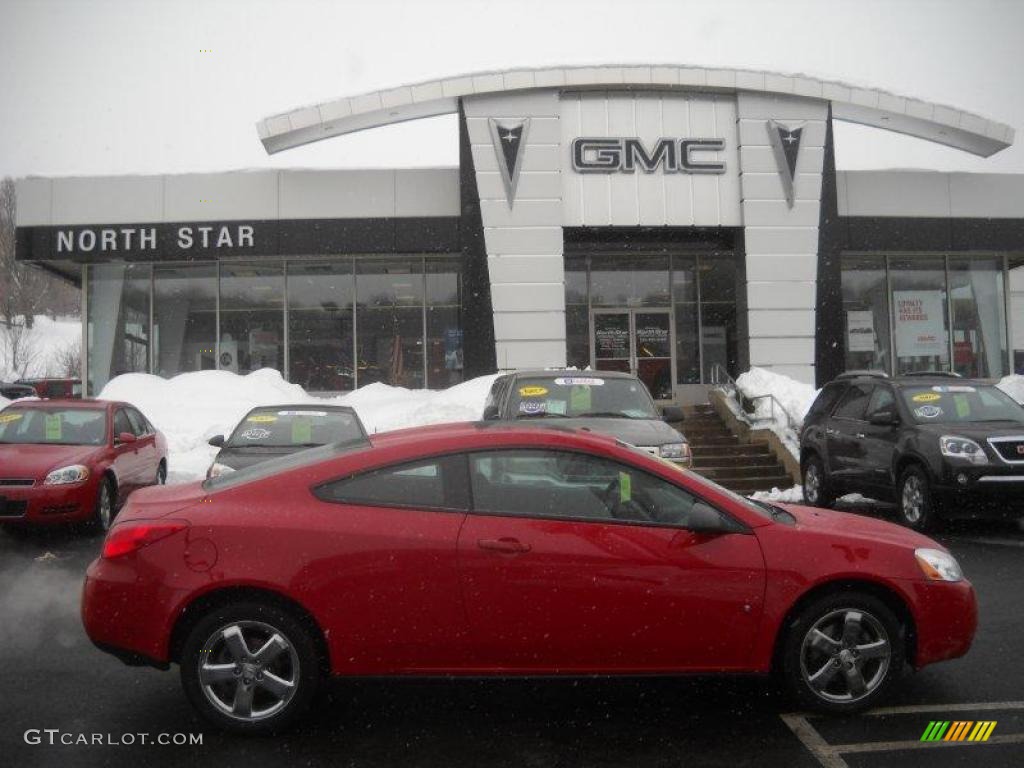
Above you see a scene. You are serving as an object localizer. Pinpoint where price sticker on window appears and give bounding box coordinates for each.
[45,414,62,441]
[291,418,313,444]
[619,471,632,503]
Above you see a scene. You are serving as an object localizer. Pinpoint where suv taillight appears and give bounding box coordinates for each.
[102,520,189,559]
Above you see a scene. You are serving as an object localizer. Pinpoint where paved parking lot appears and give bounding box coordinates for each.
[2,506,1023,768]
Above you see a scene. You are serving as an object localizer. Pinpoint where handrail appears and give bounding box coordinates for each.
[709,363,800,433]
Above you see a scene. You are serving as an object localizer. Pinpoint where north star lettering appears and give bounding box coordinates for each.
[55,225,255,254]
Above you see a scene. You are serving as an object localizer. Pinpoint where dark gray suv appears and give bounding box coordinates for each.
[482,370,691,466]
[799,372,1024,530]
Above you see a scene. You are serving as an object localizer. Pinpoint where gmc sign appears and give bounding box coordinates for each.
[571,137,726,174]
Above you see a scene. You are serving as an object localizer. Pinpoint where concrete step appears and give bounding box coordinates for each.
[691,454,780,469]
[691,444,776,458]
[693,464,789,480]
[687,436,744,446]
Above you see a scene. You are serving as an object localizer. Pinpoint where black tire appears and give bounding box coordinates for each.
[180,601,321,733]
[897,465,939,532]
[782,591,905,714]
[802,454,835,508]
[156,461,167,485]
[88,477,116,533]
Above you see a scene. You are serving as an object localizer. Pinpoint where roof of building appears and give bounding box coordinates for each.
[256,64,1015,158]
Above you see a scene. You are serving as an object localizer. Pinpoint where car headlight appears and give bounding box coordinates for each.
[207,462,235,479]
[659,442,691,460]
[915,547,964,582]
[44,464,90,485]
[940,435,987,465]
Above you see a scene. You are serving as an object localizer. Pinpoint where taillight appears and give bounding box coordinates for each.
[102,520,189,559]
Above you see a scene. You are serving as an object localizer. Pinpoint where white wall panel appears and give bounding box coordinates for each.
[560,91,741,227]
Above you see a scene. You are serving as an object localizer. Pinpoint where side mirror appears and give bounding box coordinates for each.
[869,410,899,426]
[661,405,685,423]
[481,404,500,421]
[208,434,226,447]
[116,431,137,445]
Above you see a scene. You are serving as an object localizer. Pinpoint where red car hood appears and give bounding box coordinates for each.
[115,480,207,524]
[777,503,942,550]
[0,443,101,479]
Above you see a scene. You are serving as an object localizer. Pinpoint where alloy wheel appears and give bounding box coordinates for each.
[804,464,821,503]
[97,483,112,531]
[901,475,924,524]
[799,608,891,703]
[197,621,300,722]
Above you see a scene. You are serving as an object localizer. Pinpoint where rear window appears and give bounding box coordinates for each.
[202,437,369,491]
[805,383,847,424]
[227,407,366,448]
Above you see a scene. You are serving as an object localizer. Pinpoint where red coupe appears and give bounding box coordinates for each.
[0,399,168,532]
[81,423,975,732]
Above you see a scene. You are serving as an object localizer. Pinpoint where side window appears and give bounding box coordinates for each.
[112,409,133,438]
[125,408,148,436]
[865,386,895,418]
[469,449,733,529]
[315,455,468,511]
[805,383,847,425]
[832,384,873,421]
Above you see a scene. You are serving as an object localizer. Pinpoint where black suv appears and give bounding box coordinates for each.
[800,372,1024,530]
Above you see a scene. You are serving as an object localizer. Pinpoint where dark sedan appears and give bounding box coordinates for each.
[206,404,368,478]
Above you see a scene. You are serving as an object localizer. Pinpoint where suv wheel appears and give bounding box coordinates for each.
[782,591,904,714]
[180,601,321,733]
[898,466,938,532]
[802,456,835,508]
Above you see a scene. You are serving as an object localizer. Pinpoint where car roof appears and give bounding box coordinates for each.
[829,374,990,388]
[5,398,113,409]
[506,369,636,380]
[368,421,620,451]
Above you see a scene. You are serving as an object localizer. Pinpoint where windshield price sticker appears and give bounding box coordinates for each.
[932,385,976,393]
[554,377,605,387]
[240,427,272,440]
[44,414,62,440]
[291,419,313,444]
[912,393,942,403]
[914,405,943,419]
[519,400,547,415]
[278,410,327,417]
[0,412,23,424]
[518,386,548,397]
[247,414,277,423]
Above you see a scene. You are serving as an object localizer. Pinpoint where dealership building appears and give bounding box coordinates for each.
[14,65,1024,400]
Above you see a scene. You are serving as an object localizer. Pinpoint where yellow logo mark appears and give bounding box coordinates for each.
[247,415,277,423]
[912,393,942,403]
[519,386,548,397]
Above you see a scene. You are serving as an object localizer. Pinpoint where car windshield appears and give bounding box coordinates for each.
[0,407,107,446]
[225,408,365,448]
[509,376,659,420]
[203,436,370,491]
[899,384,1024,424]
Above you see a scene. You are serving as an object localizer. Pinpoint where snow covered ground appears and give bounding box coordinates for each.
[97,369,498,483]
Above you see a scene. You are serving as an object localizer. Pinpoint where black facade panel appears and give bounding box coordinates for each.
[842,217,953,252]
[815,106,845,388]
[457,100,497,378]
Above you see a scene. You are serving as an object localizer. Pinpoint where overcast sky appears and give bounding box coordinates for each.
[1,0,1022,179]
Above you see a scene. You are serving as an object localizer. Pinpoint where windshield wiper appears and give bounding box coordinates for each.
[575,411,644,419]
[515,412,569,418]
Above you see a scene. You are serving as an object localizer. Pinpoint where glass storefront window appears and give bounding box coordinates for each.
[891,257,949,375]
[86,263,150,394]
[841,255,891,373]
[672,257,699,384]
[219,263,284,375]
[697,258,737,383]
[950,257,1008,378]
[287,260,355,392]
[357,260,425,388]
[153,263,217,377]
[426,257,464,389]
[565,256,589,369]
[591,256,670,307]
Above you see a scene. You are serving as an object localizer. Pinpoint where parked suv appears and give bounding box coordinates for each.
[482,370,691,466]
[800,372,1024,530]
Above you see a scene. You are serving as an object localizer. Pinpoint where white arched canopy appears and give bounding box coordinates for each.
[257,64,1014,157]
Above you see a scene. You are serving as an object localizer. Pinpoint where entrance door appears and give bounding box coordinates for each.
[592,309,674,400]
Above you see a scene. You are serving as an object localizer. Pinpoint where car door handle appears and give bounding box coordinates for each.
[826,428,839,436]
[855,433,866,439]
[477,538,531,554]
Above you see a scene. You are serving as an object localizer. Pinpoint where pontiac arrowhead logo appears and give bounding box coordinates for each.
[767,119,804,208]
[488,118,530,208]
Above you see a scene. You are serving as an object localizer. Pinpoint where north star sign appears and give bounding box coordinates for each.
[571,137,726,174]
[55,224,256,254]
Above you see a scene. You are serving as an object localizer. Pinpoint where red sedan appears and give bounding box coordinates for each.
[0,399,168,532]
[81,423,975,732]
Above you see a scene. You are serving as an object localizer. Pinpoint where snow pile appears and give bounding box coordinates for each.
[0,316,80,380]
[98,368,497,483]
[725,367,818,458]
[998,375,1024,404]
[750,485,805,503]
